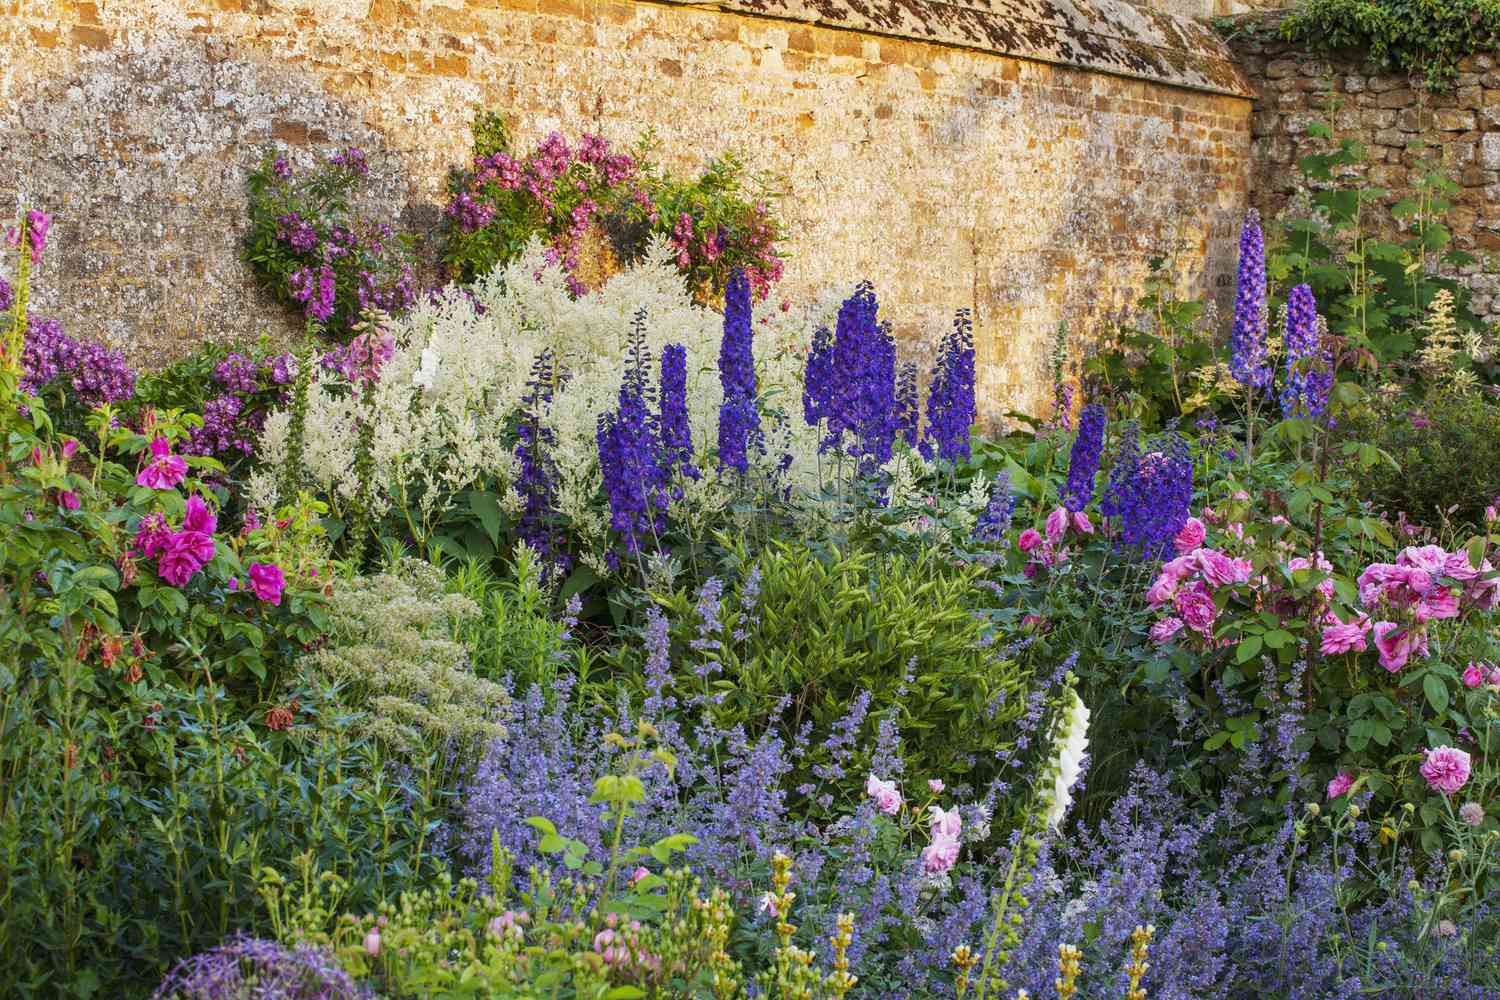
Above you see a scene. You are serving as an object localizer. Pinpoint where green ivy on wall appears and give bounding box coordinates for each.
[1277,0,1500,90]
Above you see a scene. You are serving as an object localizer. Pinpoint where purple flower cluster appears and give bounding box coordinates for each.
[973,470,1016,545]
[1280,283,1331,419]
[598,312,666,557]
[1230,210,1271,391]
[516,349,569,574]
[895,361,920,448]
[659,342,699,483]
[922,309,976,464]
[20,316,137,408]
[802,323,834,428]
[151,935,358,1000]
[6,209,51,264]
[717,270,762,474]
[1063,403,1106,512]
[189,351,296,461]
[330,146,368,176]
[1102,425,1194,558]
[813,282,898,474]
[289,264,337,324]
[0,276,13,313]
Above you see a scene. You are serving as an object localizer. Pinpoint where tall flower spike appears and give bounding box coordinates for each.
[717,269,761,473]
[1230,210,1270,390]
[895,361,920,448]
[598,310,663,556]
[659,342,699,482]
[803,323,834,428]
[1063,403,1106,512]
[516,349,569,574]
[923,308,977,464]
[1280,283,1325,419]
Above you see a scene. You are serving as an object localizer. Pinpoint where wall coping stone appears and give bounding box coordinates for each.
[653,0,1256,97]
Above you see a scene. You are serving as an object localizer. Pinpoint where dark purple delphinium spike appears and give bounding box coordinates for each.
[1063,403,1106,512]
[717,269,761,474]
[658,342,699,483]
[803,323,834,429]
[973,471,1016,545]
[598,311,663,554]
[1115,432,1194,559]
[1280,283,1325,419]
[1230,210,1271,391]
[151,934,359,1000]
[825,282,899,473]
[923,308,976,464]
[895,361,920,448]
[1099,420,1140,521]
[517,349,570,575]
[21,317,137,407]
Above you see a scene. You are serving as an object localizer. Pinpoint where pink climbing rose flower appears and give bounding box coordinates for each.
[1017,528,1043,553]
[929,805,963,840]
[866,775,903,815]
[182,493,217,535]
[1419,746,1471,795]
[248,563,287,606]
[1174,517,1206,555]
[921,834,961,875]
[1174,586,1218,637]
[1462,662,1486,689]
[136,437,188,490]
[1149,617,1184,644]
[157,532,213,587]
[1319,618,1370,656]
[1371,621,1427,673]
[1326,772,1355,800]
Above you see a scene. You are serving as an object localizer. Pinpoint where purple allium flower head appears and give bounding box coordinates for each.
[717,269,761,474]
[923,309,976,464]
[1231,210,1271,391]
[1063,403,1106,512]
[151,935,359,1000]
[659,342,699,482]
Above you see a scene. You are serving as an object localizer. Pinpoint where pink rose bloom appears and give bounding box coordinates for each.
[1150,617,1184,644]
[182,494,217,535]
[1320,618,1370,655]
[930,805,963,839]
[629,866,651,886]
[921,834,961,875]
[928,779,945,794]
[1465,564,1500,611]
[1419,746,1471,795]
[61,439,79,460]
[134,512,172,558]
[1175,586,1218,637]
[1415,588,1460,623]
[1017,528,1043,553]
[1174,517,1206,555]
[173,530,216,566]
[58,490,80,510]
[136,436,188,490]
[1145,571,1180,607]
[1357,563,1396,607]
[1271,514,1289,526]
[1326,772,1355,799]
[1070,510,1094,535]
[248,562,287,605]
[866,775,903,815]
[157,537,209,587]
[1397,545,1448,576]
[1201,505,1219,523]
[1372,622,1427,673]
[1196,549,1249,588]
[1225,522,1246,541]
[1462,663,1485,689]
[1232,490,1250,501]
[1045,507,1068,545]
[1443,552,1481,583]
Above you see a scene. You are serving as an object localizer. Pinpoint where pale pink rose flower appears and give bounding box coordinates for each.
[1397,545,1449,576]
[1443,551,1481,583]
[1419,746,1471,795]
[866,775,903,815]
[930,805,963,840]
[1372,622,1426,672]
[928,779,945,794]
[1320,618,1370,655]
[1071,510,1094,535]
[921,834,961,875]
[1045,506,1068,545]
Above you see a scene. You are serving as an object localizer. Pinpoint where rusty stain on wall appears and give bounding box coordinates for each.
[1,0,1253,421]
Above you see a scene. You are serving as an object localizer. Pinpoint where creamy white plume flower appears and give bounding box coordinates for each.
[411,347,441,390]
[1044,687,1091,830]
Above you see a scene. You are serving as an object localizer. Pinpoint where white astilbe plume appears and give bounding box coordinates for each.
[1044,687,1091,830]
[255,237,847,546]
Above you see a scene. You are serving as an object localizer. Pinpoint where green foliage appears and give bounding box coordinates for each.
[444,545,576,692]
[643,540,1027,796]
[1339,393,1500,528]
[1280,0,1500,90]
[1270,121,1479,364]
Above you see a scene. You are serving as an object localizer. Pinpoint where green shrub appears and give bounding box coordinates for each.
[642,540,1027,798]
[1340,393,1500,528]
[1279,0,1500,91]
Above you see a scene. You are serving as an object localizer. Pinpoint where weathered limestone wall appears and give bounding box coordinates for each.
[1232,28,1500,323]
[3,0,1253,421]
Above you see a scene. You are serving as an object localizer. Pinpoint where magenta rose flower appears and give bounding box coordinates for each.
[134,512,172,558]
[1372,622,1427,673]
[1326,772,1355,799]
[182,493,217,535]
[1419,746,1471,795]
[157,535,210,587]
[136,436,188,490]
[58,490,80,510]
[1017,528,1043,552]
[248,562,287,606]
[1150,617,1184,644]
[1045,507,1068,545]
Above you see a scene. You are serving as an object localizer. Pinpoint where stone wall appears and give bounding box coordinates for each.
[1231,29,1500,323]
[3,0,1253,421]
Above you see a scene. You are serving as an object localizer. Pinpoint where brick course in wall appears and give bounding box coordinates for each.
[1231,28,1500,323]
[2,0,1252,421]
